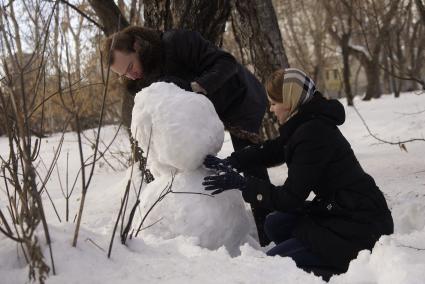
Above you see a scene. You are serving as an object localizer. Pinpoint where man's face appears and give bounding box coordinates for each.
[110,50,143,80]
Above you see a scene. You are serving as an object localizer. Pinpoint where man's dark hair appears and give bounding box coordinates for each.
[102,26,162,78]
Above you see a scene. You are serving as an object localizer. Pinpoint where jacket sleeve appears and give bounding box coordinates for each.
[166,30,238,95]
[230,135,286,172]
[242,124,335,211]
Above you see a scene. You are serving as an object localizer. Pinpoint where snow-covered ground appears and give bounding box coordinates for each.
[1,91,425,283]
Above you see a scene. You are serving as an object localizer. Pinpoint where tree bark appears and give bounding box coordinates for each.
[415,0,425,26]
[341,34,353,105]
[65,4,85,82]
[129,0,138,24]
[362,58,382,101]
[87,0,129,35]
[143,0,230,45]
[232,0,289,82]
[382,47,393,94]
[232,0,289,139]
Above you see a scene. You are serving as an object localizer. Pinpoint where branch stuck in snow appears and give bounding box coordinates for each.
[353,105,425,151]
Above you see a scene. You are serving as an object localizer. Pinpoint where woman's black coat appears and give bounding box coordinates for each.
[158,29,267,132]
[231,94,394,271]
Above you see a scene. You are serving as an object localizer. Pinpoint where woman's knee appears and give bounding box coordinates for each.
[266,238,306,257]
[264,212,298,243]
[267,238,328,268]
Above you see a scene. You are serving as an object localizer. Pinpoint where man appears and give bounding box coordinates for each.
[103,26,271,246]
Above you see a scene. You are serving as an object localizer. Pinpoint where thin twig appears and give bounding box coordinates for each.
[134,179,174,237]
[108,129,138,257]
[58,0,104,31]
[170,190,215,198]
[136,217,164,233]
[353,105,425,146]
[395,109,425,116]
[397,244,425,251]
[85,238,106,252]
[36,158,62,223]
[107,179,132,258]
[73,14,114,247]
[120,127,153,245]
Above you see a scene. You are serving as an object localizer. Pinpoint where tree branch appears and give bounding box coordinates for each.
[59,0,104,32]
[415,0,425,26]
[353,105,425,149]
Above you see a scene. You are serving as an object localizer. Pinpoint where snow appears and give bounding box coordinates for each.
[348,41,372,61]
[0,90,425,283]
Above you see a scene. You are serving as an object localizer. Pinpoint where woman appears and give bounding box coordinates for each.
[202,68,393,280]
[103,26,272,246]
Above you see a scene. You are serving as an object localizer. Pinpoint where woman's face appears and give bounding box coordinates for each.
[110,50,143,80]
[269,98,291,124]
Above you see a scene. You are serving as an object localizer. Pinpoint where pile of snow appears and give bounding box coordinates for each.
[130,82,251,255]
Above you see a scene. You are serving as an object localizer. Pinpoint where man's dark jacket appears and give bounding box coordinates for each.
[158,29,267,132]
[231,94,394,271]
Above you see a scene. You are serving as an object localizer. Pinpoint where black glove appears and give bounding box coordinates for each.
[202,171,246,195]
[157,76,192,92]
[203,155,240,174]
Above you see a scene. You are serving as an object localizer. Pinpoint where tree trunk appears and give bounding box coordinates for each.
[66,4,84,82]
[88,0,129,35]
[232,0,288,82]
[129,0,138,24]
[232,0,289,139]
[389,42,401,98]
[363,60,382,101]
[415,0,425,26]
[341,34,353,106]
[144,0,230,45]
[382,47,392,94]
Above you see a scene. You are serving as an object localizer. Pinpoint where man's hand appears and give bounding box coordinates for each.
[190,81,207,95]
[202,171,246,195]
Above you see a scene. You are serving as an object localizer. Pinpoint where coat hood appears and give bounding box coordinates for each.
[279,92,345,141]
[298,92,346,126]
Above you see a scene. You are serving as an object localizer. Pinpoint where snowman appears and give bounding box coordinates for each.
[130,82,253,255]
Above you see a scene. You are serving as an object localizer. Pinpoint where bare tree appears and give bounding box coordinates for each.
[380,0,425,94]
[64,1,86,82]
[416,0,425,26]
[276,0,330,91]
[0,1,59,281]
[87,0,129,35]
[144,0,230,44]
[129,0,143,25]
[323,0,355,105]
[68,32,113,247]
[231,0,289,139]
[347,0,400,100]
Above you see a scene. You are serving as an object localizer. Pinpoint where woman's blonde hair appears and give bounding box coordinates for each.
[265,69,285,103]
[266,68,317,117]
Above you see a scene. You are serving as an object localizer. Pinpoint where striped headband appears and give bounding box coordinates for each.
[282,68,317,108]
